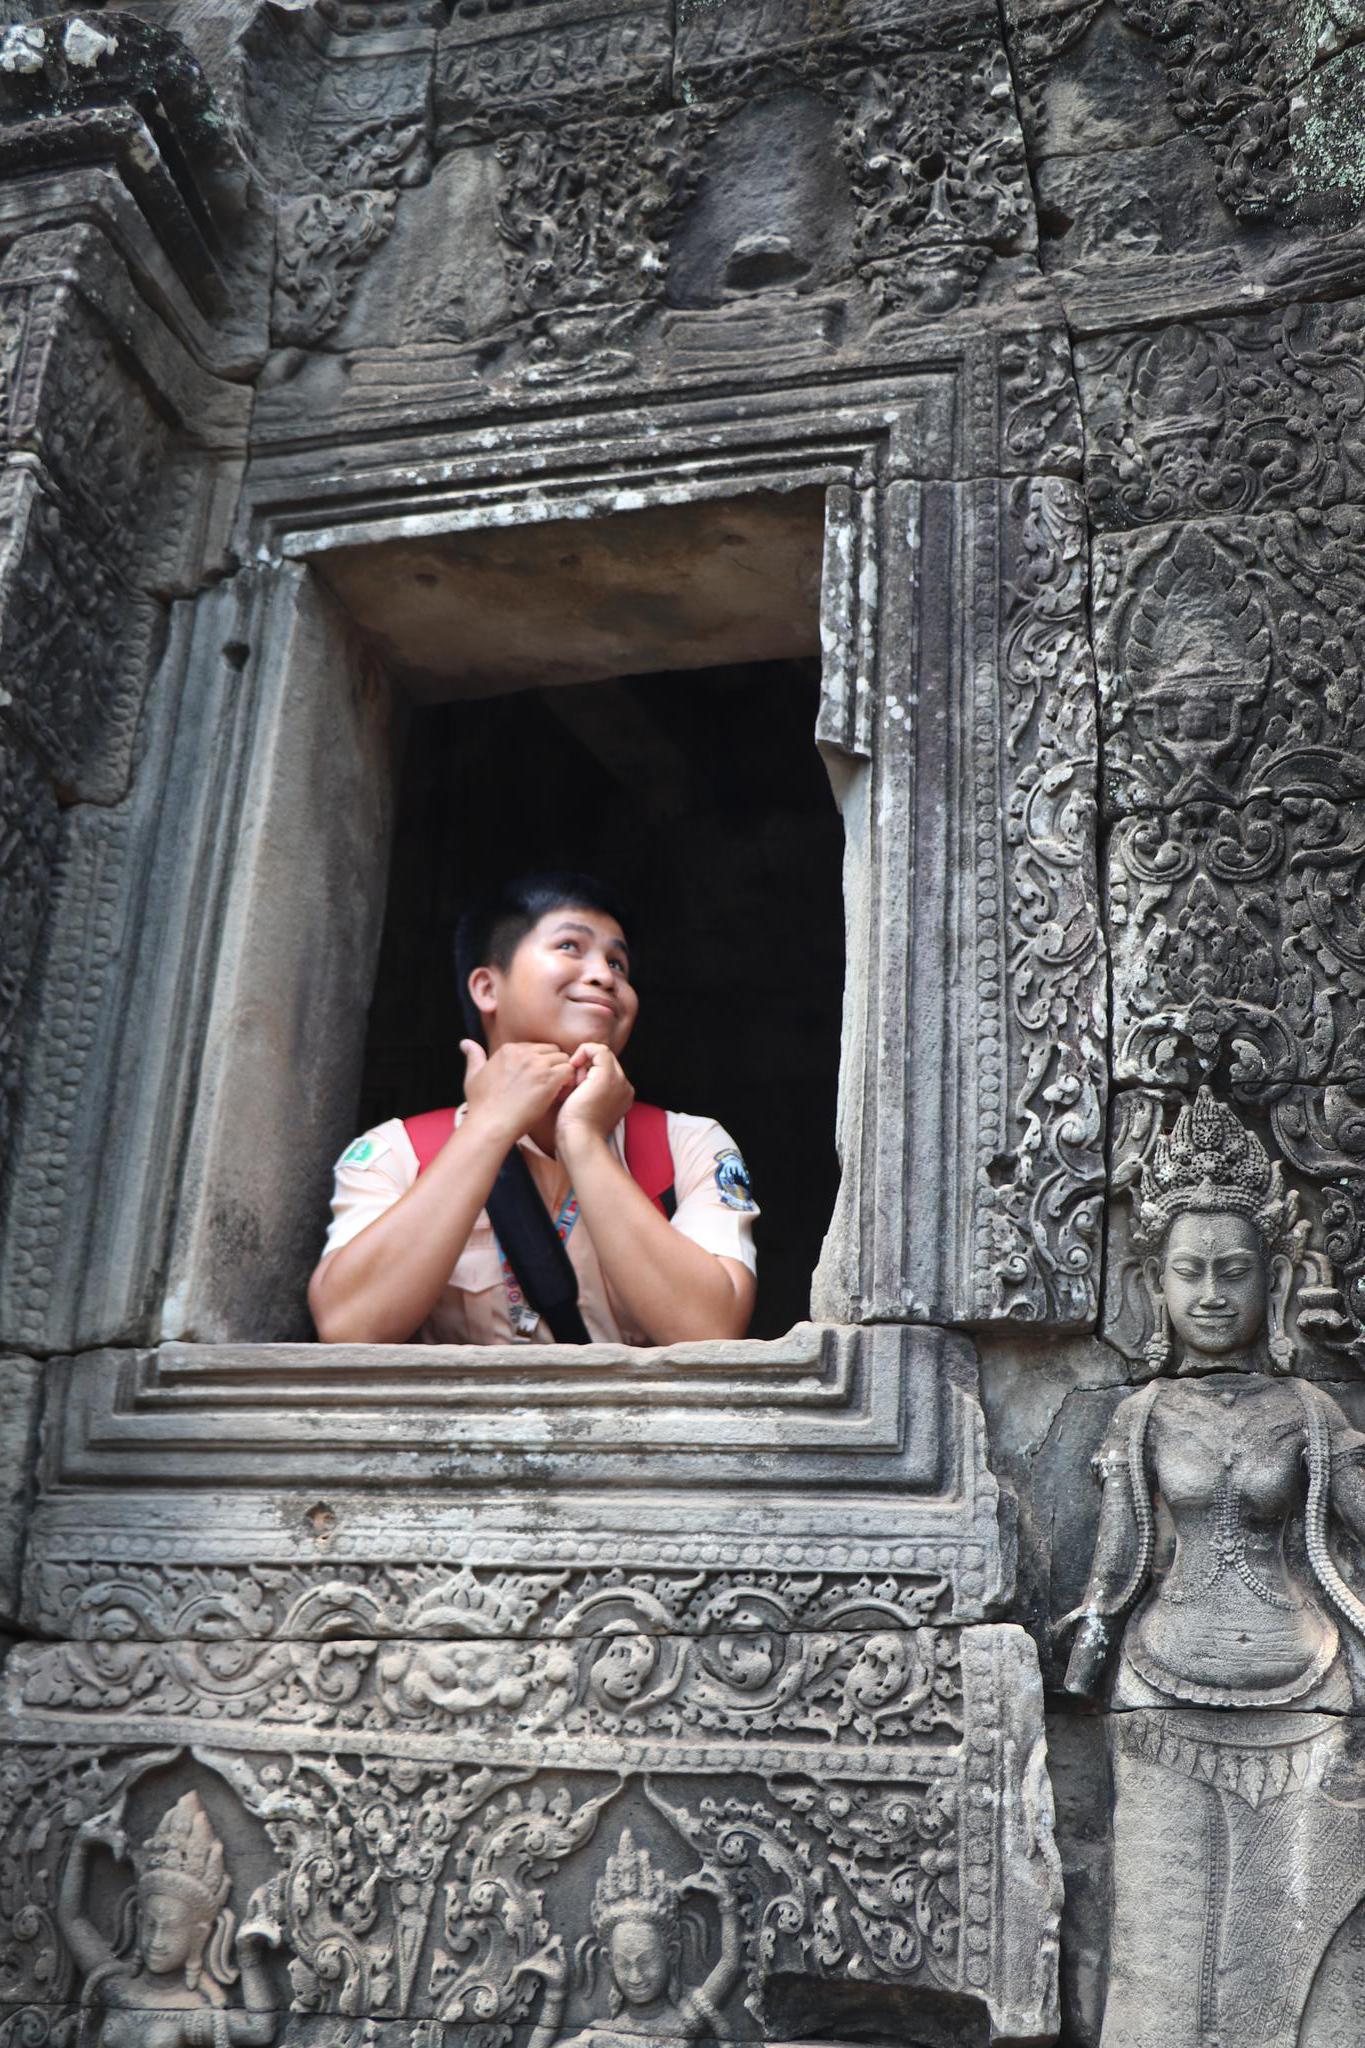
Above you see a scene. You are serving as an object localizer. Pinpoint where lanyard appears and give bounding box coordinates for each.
[495,1188,580,1337]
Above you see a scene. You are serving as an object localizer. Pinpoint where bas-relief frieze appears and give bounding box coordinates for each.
[7,1628,966,1746]
[0,1624,1060,2042]
[27,1561,964,1648]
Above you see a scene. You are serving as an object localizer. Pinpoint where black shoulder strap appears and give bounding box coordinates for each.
[485,1147,592,1344]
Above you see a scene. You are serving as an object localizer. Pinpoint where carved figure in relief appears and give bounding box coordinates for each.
[57,1792,281,2047]
[529,1827,741,2048]
[1062,1089,1365,2047]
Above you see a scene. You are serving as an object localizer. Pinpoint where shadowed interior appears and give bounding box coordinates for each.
[359,656,846,1340]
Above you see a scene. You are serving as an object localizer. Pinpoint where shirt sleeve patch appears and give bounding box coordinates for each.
[713,1147,756,1211]
[339,1135,389,1170]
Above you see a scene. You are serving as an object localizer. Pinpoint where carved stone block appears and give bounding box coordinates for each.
[435,0,672,146]
[675,0,1000,91]
[23,1324,1012,1632]
[303,27,435,192]
[329,144,511,351]
[273,189,400,348]
[0,466,160,806]
[0,1622,1061,2040]
[0,1356,39,1628]
[1093,511,1365,815]
[1003,0,1180,161]
[1079,298,1365,533]
[0,569,384,1359]
[1108,798,1365,1096]
[492,108,709,323]
[0,734,57,1169]
[839,44,1035,321]
[0,11,239,319]
[1035,132,1233,287]
[1006,0,1293,224]
[1272,1087,1365,1361]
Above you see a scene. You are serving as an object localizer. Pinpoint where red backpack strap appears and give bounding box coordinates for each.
[624,1101,676,1218]
[404,1106,458,1175]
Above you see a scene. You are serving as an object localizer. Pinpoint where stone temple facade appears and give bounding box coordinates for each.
[5,3,1365,2045]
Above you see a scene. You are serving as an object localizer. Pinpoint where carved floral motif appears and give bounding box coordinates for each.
[1095,510,1365,812]
[838,46,1032,315]
[0,470,153,805]
[1001,324,1083,475]
[0,737,57,1163]
[1272,1087,1365,1358]
[493,110,707,321]
[0,1748,979,2032]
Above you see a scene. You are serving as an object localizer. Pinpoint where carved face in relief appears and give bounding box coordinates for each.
[137,1884,208,1977]
[608,1917,672,2005]
[1155,1212,1268,1359]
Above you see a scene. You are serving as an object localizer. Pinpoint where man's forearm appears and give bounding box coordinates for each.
[561,1133,752,1344]
[309,1116,510,1342]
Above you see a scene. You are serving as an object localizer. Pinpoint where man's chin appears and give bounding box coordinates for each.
[562,1014,619,1050]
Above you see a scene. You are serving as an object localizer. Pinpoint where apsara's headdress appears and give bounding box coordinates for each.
[590,1829,677,1937]
[133,1793,231,1917]
[1133,1087,1299,1256]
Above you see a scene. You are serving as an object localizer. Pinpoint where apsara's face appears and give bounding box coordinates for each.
[1159,1211,1268,1358]
[608,1918,670,2005]
[137,1886,206,1976]
[473,907,638,1058]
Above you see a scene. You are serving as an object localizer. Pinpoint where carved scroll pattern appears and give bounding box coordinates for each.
[980,476,1105,1323]
[8,1628,964,1744]
[25,1559,955,1645]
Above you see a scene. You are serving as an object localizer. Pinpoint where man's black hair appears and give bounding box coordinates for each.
[454,871,635,1043]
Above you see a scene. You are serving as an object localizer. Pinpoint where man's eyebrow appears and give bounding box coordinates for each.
[552,918,629,952]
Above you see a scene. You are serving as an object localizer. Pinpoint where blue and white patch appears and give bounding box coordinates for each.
[713,1148,756,1211]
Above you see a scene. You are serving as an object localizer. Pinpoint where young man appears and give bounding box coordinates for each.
[308,873,758,1345]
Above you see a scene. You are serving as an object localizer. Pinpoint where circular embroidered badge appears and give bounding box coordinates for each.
[714,1148,756,1211]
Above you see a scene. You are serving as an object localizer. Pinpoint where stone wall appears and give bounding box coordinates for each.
[1,2,1364,2044]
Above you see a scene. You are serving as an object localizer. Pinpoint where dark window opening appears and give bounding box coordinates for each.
[358,657,845,1340]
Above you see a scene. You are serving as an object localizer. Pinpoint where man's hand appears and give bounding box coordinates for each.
[557,1043,634,1156]
[460,1038,575,1145]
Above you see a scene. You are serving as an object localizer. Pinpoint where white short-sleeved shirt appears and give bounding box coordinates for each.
[320,1107,758,1344]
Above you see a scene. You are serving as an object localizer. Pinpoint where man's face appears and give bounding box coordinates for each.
[473,905,639,1056]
